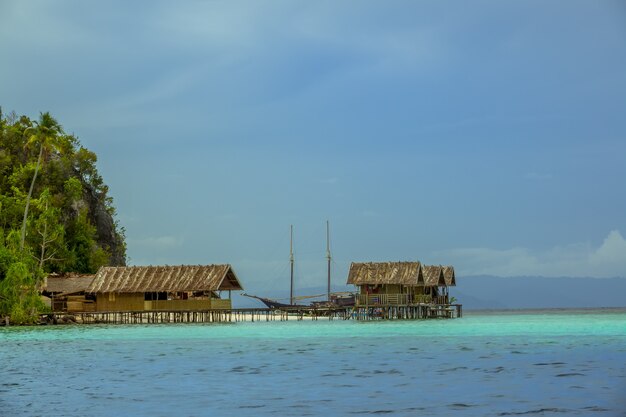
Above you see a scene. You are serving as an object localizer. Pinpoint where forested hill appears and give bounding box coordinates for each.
[0,109,126,272]
[0,108,126,323]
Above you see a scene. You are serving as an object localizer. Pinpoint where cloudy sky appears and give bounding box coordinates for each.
[1,1,625,291]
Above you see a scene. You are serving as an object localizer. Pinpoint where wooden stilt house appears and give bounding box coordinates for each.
[442,265,456,287]
[348,262,458,307]
[422,265,448,304]
[441,265,456,304]
[420,265,457,304]
[86,264,244,312]
[347,262,433,306]
[44,274,96,312]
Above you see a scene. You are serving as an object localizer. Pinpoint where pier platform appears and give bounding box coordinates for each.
[40,304,462,325]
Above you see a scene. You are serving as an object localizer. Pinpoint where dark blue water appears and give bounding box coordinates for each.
[1,310,625,416]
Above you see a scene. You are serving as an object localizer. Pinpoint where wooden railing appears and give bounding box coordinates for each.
[356,294,433,306]
[357,294,409,305]
[414,295,434,304]
[435,295,449,305]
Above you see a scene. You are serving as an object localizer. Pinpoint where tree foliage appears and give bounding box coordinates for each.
[20,112,64,250]
[0,108,126,323]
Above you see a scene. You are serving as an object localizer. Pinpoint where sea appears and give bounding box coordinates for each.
[1,309,625,417]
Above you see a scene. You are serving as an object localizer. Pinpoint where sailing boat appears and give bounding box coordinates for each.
[312,220,355,307]
[243,222,354,309]
[242,225,306,308]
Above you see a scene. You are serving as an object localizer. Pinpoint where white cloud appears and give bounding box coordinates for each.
[153,1,446,78]
[589,230,626,275]
[432,230,626,278]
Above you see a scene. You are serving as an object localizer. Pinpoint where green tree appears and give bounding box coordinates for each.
[0,109,126,324]
[0,261,46,325]
[19,112,64,251]
[31,188,65,270]
[0,231,46,324]
[65,210,109,273]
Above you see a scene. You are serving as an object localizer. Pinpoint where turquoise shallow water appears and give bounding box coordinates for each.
[2,309,625,416]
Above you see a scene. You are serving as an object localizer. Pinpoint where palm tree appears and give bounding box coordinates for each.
[19,112,64,251]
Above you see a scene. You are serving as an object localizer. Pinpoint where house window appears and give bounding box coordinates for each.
[144,292,167,301]
[108,293,116,302]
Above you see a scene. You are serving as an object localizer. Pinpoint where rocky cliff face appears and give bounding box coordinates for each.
[84,184,126,267]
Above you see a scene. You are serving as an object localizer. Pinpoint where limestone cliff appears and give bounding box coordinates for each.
[84,184,126,267]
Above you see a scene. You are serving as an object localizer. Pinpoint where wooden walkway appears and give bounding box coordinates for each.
[41,304,462,325]
[351,304,462,320]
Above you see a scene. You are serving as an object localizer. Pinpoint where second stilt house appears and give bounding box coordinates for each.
[347,261,456,306]
[86,264,244,311]
[43,274,96,312]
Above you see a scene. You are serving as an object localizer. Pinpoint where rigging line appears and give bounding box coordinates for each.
[294,294,325,300]
[293,253,302,297]
[246,292,326,302]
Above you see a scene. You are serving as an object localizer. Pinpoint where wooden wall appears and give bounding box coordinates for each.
[95,293,233,312]
[357,284,429,295]
[357,284,409,294]
[145,299,232,310]
[147,299,211,311]
[52,295,95,312]
[96,293,144,312]
[211,299,231,310]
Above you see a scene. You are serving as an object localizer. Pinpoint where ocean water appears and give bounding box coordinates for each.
[1,309,625,417]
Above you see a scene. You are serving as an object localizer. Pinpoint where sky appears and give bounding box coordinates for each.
[1,0,625,292]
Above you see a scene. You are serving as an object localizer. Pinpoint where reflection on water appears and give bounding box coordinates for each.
[1,311,625,417]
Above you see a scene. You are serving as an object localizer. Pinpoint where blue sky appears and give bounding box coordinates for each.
[1,1,625,291]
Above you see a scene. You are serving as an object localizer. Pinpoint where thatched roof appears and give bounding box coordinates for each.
[86,265,244,293]
[45,275,95,295]
[347,262,424,286]
[442,265,456,286]
[423,265,446,286]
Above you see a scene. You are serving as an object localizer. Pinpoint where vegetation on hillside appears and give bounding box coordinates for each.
[0,108,126,324]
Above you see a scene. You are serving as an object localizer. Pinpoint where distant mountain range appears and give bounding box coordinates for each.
[452,276,626,310]
[234,276,626,310]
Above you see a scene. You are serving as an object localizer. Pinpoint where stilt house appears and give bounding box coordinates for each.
[44,274,96,312]
[347,261,456,306]
[85,264,243,312]
[442,265,456,287]
[422,265,449,304]
[348,262,429,306]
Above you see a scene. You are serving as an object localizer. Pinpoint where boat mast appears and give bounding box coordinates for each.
[326,220,331,302]
[290,224,294,305]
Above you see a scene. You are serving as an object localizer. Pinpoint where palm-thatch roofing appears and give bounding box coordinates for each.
[86,265,244,293]
[422,265,446,286]
[45,275,95,295]
[347,262,424,286]
[442,265,456,286]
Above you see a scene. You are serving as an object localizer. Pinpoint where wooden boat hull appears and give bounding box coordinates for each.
[242,293,301,309]
[330,294,355,307]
